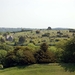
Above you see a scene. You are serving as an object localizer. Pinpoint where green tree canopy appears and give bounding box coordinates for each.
[62,38,75,63]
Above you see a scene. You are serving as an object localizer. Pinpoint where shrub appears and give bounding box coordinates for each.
[3,51,17,68]
[55,48,63,62]
[34,50,56,63]
[34,43,56,63]
[56,40,67,50]
[16,49,36,65]
[0,37,5,43]
[36,30,40,34]
[0,44,13,51]
[14,46,36,65]
[3,46,36,67]
[0,50,7,64]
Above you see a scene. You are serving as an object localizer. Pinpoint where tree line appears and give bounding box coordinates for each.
[0,37,75,68]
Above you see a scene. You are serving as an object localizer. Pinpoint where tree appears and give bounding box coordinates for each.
[3,51,17,68]
[40,43,48,52]
[61,38,75,63]
[2,46,36,67]
[0,37,5,43]
[15,47,36,65]
[0,50,7,64]
[3,32,10,37]
[34,43,56,63]
[36,30,40,34]
[19,36,25,44]
[47,27,52,30]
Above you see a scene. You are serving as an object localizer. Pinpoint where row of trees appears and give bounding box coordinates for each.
[1,43,56,68]
[0,37,75,68]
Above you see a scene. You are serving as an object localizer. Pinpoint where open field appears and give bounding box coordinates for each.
[0,63,75,75]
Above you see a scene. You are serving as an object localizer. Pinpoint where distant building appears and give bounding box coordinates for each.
[6,35,13,41]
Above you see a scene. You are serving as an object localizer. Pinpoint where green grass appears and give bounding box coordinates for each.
[0,63,75,75]
[4,29,73,46]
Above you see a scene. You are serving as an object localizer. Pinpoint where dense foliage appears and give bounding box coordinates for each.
[0,36,75,68]
[61,38,75,63]
[34,43,56,63]
[0,43,56,68]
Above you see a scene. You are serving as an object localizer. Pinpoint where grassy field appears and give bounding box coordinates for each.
[5,29,72,47]
[0,29,73,46]
[0,63,75,75]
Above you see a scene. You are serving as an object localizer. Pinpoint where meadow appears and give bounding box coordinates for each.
[0,29,74,47]
[3,29,72,47]
[0,63,75,75]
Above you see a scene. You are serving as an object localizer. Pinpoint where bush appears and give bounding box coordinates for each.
[56,39,67,49]
[0,50,7,64]
[55,48,63,62]
[0,37,5,43]
[3,51,17,68]
[27,43,36,51]
[34,50,56,63]
[19,36,25,44]
[3,46,36,67]
[34,43,56,63]
[15,46,36,65]
[0,44,13,51]
[16,50,36,65]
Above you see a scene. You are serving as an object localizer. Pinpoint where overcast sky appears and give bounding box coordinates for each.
[0,0,75,28]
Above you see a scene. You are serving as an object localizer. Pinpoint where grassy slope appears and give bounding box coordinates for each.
[12,30,71,44]
[0,63,75,75]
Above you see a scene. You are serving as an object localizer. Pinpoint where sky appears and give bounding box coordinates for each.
[0,0,75,29]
